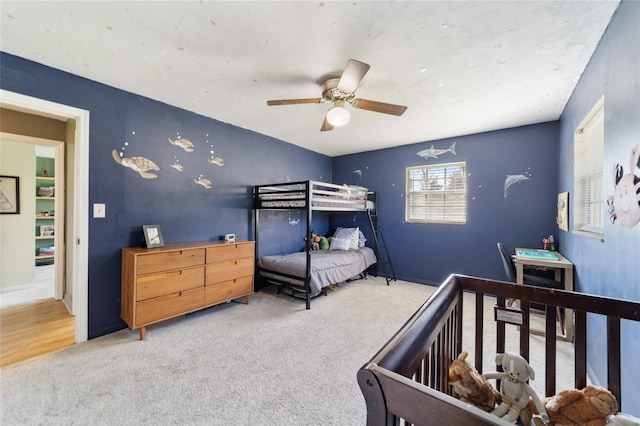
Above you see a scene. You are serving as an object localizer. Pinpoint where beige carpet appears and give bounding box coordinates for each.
[0,277,573,425]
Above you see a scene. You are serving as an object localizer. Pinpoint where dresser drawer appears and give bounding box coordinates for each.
[136,287,204,326]
[206,242,254,263]
[137,248,205,275]
[136,266,204,302]
[204,276,253,305]
[206,257,254,285]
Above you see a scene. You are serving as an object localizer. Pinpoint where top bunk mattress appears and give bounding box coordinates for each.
[255,180,374,211]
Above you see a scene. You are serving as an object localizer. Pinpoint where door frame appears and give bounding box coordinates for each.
[1,89,89,343]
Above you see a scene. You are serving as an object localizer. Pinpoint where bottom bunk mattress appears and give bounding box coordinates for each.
[257,247,377,296]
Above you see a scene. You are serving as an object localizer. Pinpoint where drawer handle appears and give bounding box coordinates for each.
[167,271,182,277]
[167,251,183,257]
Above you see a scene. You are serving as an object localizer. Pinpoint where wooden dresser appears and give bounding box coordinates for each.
[121,240,254,340]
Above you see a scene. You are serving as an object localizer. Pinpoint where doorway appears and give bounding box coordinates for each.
[0,138,65,309]
[0,89,89,343]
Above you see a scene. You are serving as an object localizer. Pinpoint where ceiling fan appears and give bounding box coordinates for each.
[267,59,408,132]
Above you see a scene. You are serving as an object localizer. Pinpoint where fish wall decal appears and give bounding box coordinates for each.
[417,141,456,159]
[504,174,529,198]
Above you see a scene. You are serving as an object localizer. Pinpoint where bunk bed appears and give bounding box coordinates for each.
[254,180,386,309]
[358,274,640,425]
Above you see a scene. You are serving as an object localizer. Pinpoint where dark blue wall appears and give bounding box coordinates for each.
[557,0,640,413]
[332,122,559,284]
[0,52,331,338]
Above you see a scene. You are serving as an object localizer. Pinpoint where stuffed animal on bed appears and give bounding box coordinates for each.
[448,351,501,412]
[311,234,321,250]
[483,352,549,424]
[318,235,329,250]
[528,385,618,426]
[305,233,329,251]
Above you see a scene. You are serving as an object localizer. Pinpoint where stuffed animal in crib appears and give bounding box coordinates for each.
[607,412,640,426]
[528,385,618,426]
[483,352,548,424]
[448,351,501,412]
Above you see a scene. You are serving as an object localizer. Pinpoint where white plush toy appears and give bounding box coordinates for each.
[608,412,640,426]
[483,352,549,424]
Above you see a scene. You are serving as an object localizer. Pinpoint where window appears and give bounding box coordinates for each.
[406,161,467,224]
[574,96,604,239]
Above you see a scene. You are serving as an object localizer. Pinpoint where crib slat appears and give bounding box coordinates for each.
[545,307,557,396]
[496,296,506,357]
[475,293,484,373]
[607,316,621,410]
[519,300,530,360]
[575,310,587,389]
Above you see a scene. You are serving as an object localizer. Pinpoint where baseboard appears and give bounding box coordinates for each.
[1,283,36,293]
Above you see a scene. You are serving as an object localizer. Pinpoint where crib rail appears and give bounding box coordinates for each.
[358,274,640,426]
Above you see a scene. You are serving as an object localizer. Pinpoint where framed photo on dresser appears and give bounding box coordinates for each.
[142,224,164,248]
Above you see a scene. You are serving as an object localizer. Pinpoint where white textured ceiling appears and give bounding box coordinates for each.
[0,1,619,156]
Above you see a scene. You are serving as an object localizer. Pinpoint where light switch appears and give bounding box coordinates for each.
[93,203,106,218]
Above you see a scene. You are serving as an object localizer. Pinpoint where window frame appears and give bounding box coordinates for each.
[573,95,605,240]
[405,161,467,225]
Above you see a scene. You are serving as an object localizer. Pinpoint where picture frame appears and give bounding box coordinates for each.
[142,224,164,248]
[0,175,20,214]
[556,191,569,232]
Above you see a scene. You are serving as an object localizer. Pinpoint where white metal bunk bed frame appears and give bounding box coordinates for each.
[253,180,388,309]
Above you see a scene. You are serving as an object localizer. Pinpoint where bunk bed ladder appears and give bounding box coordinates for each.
[367,207,396,285]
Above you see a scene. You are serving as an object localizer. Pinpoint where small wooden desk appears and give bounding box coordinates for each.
[514,248,574,342]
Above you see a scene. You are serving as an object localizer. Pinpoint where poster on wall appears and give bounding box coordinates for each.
[557,192,568,232]
[607,143,640,228]
[0,175,20,214]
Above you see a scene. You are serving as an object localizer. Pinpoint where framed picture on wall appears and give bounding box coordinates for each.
[557,192,569,232]
[142,224,164,248]
[0,175,20,214]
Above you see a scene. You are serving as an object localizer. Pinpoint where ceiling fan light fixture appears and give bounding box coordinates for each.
[326,103,350,127]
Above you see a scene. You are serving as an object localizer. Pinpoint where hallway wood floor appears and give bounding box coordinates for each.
[1,299,74,367]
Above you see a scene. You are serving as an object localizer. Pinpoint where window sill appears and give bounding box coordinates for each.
[572,230,604,243]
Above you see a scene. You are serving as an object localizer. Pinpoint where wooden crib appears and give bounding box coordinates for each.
[358,274,640,425]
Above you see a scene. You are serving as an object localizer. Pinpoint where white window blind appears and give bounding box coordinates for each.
[406,161,467,224]
[574,96,605,238]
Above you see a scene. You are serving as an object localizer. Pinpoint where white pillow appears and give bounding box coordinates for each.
[329,237,351,251]
[358,229,367,248]
[333,227,359,250]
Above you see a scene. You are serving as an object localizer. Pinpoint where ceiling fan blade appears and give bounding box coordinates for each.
[351,98,408,116]
[267,98,323,106]
[337,59,370,93]
[320,113,334,132]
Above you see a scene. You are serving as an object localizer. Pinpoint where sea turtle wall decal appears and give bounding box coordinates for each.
[112,149,160,179]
